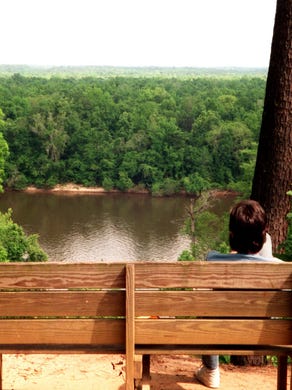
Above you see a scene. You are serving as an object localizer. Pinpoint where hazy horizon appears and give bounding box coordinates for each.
[2,0,277,68]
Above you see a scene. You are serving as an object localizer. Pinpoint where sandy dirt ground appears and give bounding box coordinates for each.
[2,353,288,390]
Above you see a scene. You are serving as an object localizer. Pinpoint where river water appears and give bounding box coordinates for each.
[0,191,237,262]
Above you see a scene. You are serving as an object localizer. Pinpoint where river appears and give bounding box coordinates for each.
[0,191,237,262]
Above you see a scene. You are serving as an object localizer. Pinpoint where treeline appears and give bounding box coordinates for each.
[0,65,267,79]
[0,73,266,195]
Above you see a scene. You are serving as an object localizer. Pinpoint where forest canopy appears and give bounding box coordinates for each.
[0,70,267,195]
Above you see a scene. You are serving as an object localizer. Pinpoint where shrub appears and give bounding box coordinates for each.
[0,209,47,262]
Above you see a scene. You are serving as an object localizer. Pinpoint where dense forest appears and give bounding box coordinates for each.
[0,69,267,195]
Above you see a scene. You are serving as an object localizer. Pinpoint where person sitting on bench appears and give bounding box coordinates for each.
[195,199,282,388]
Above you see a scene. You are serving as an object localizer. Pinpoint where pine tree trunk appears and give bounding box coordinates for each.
[251,0,292,252]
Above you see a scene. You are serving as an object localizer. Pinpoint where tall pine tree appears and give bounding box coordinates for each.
[251,0,292,252]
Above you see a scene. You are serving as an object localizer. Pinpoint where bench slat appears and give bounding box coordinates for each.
[0,319,125,345]
[135,345,292,356]
[0,346,125,354]
[135,290,292,317]
[0,291,125,317]
[0,263,126,289]
[134,262,292,289]
[135,319,292,345]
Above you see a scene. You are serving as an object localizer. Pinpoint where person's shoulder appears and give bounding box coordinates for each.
[206,250,222,260]
[206,251,241,261]
[247,253,284,263]
[253,255,284,263]
[206,250,284,262]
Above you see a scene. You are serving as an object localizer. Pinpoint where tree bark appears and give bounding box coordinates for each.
[251,0,292,252]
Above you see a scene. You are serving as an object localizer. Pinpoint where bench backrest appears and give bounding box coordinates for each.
[0,261,291,390]
[126,262,292,346]
[0,262,126,353]
[0,262,291,349]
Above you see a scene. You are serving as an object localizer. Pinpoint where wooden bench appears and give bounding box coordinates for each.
[0,262,127,390]
[126,262,292,390]
[0,262,291,390]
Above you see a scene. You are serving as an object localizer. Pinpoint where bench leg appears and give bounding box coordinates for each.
[142,354,151,381]
[277,355,287,390]
[134,355,151,390]
[0,354,2,390]
[290,358,292,390]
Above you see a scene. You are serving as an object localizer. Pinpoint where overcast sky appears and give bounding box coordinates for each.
[1,0,277,68]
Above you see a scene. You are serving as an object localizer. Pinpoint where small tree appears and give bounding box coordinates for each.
[179,192,229,260]
[0,209,47,262]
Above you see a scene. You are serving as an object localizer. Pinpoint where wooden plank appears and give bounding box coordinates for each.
[0,346,125,354]
[126,263,135,390]
[0,319,125,345]
[134,354,143,379]
[2,346,287,356]
[0,263,126,289]
[133,262,292,289]
[0,262,291,289]
[135,319,292,345]
[135,290,292,317]
[135,346,292,356]
[0,290,125,317]
[0,354,2,390]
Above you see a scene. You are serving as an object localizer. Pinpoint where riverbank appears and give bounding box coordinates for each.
[23,183,238,198]
[25,183,118,194]
[25,183,148,195]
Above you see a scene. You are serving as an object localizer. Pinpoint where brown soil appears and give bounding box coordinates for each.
[2,354,287,389]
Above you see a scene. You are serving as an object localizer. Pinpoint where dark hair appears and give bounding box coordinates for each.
[229,200,267,254]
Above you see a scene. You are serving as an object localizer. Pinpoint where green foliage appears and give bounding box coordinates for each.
[195,209,228,247]
[182,173,210,195]
[266,356,292,367]
[116,172,133,191]
[228,147,257,197]
[0,109,9,192]
[0,209,47,262]
[179,194,230,260]
[177,249,195,261]
[0,245,8,261]
[0,74,266,192]
[217,241,231,254]
[26,234,48,261]
[102,177,114,191]
[206,121,254,185]
[0,133,9,192]
[282,212,292,259]
[219,355,231,364]
[151,178,181,197]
